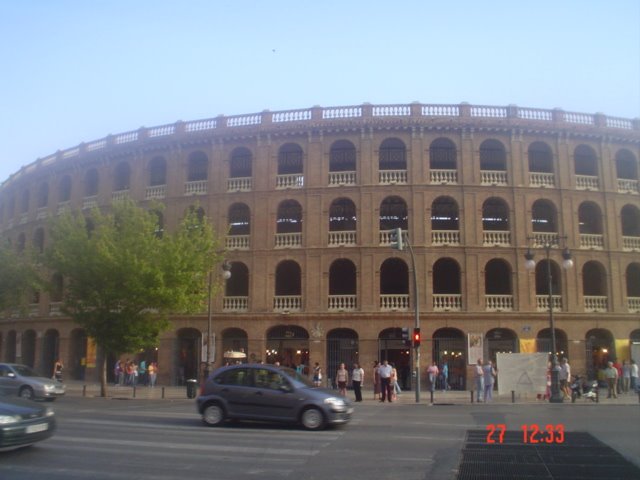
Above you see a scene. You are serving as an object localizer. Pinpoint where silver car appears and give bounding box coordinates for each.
[0,364,65,401]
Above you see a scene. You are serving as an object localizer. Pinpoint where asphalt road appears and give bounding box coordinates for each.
[0,396,638,480]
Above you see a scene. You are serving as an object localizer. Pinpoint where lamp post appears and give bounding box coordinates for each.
[524,238,573,403]
[204,261,232,379]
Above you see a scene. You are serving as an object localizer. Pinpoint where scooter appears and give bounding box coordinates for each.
[570,375,598,402]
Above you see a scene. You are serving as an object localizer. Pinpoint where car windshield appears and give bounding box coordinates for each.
[280,367,315,388]
[12,365,40,377]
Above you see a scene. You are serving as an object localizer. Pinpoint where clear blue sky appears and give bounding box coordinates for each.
[1,0,639,183]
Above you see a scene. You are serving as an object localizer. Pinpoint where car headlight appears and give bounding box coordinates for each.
[0,415,21,425]
[44,384,56,391]
[324,397,347,410]
[45,407,55,417]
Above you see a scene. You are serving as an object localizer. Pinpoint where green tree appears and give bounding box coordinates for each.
[0,240,39,313]
[43,200,223,396]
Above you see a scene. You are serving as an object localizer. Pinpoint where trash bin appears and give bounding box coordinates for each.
[186,379,198,399]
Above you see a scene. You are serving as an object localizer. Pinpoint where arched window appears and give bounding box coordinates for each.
[278,143,303,174]
[148,156,167,186]
[37,182,49,208]
[433,258,462,311]
[615,149,637,179]
[528,142,553,173]
[379,138,406,171]
[228,203,251,235]
[329,198,356,232]
[480,139,506,171]
[84,169,99,197]
[379,196,408,231]
[574,145,598,176]
[626,263,640,312]
[329,140,356,172]
[275,260,301,296]
[20,188,30,213]
[531,200,557,233]
[113,162,131,191]
[58,175,72,203]
[380,258,409,311]
[430,138,457,170]
[230,147,253,178]
[431,196,459,230]
[621,205,640,237]
[225,262,249,297]
[187,151,209,181]
[583,261,608,312]
[276,200,302,233]
[33,228,45,253]
[484,259,512,295]
[482,197,509,231]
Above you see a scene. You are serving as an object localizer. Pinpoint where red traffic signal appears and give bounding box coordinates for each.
[412,328,421,347]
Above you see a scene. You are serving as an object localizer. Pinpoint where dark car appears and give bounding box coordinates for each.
[196,364,353,430]
[0,364,65,401]
[0,396,56,451]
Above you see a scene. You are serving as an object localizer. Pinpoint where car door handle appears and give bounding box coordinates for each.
[254,391,263,395]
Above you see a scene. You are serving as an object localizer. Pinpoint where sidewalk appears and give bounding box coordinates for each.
[62,380,640,405]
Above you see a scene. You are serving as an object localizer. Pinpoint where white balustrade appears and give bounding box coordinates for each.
[379,229,407,246]
[617,178,639,194]
[575,175,599,190]
[628,297,640,313]
[482,231,511,246]
[112,190,129,202]
[322,106,362,119]
[276,174,304,189]
[227,177,252,192]
[379,170,407,184]
[145,185,166,200]
[328,295,357,311]
[36,207,48,220]
[373,105,410,116]
[579,234,604,249]
[531,232,559,247]
[430,169,458,184]
[272,109,312,123]
[328,171,356,186]
[471,106,507,118]
[328,231,356,246]
[622,236,640,251]
[275,232,302,248]
[82,196,98,210]
[57,201,70,215]
[380,294,410,311]
[536,295,562,312]
[481,170,508,185]
[226,235,250,250]
[432,230,460,245]
[28,304,40,317]
[273,295,302,312]
[148,124,175,138]
[185,119,217,132]
[529,172,555,187]
[223,296,249,312]
[433,294,462,311]
[485,295,514,311]
[584,296,608,312]
[185,180,207,195]
[422,105,459,116]
[49,302,62,316]
[18,213,28,225]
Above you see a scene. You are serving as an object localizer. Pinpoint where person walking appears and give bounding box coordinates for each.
[631,359,638,391]
[336,363,348,396]
[373,361,381,400]
[53,359,64,382]
[313,362,323,387]
[351,363,364,402]
[605,361,618,398]
[559,358,571,399]
[378,360,393,402]
[390,363,401,400]
[622,360,631,393]
[483,360,497,402]
[148,362,158,387]
[427,361,439,393]
[441,362,449,392]
[475,359,484,402]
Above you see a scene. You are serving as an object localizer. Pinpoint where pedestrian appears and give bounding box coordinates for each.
[378,360,393,402]
[441,362,449,392]
[336,363,348,396]
[613,360,623,394]
[53,359,64,382]
[373,361,381,400]
[131,361,139,387]
[559,358,571,399]
[631,359,638,391]
[483,360,497,402]
[148,362,157,387]
[605,361,618,398]
[313,362,323,387]
[475,359,484,402]
[427,361,439,393]
[139,359,147,386]
[390,362,401,399]
[351,363,364,402]
[622,360,631,393]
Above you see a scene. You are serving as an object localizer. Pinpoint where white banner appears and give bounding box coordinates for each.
[467,333,483,365]
[496,353,548,396]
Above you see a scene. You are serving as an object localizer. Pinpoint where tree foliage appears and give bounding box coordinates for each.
[0,240,39,313]
[43,200,223,391]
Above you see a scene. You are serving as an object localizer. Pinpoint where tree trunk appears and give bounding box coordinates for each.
[100,346,108,397]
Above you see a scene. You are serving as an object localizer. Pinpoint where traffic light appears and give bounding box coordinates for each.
[401,327,410,346]
[413,328,421,348]
[390,227,404,250]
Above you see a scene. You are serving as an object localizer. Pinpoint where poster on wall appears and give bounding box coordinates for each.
[467,333,483,365]
[496,352,548,396]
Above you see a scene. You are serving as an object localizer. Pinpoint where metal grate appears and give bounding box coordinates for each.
[456,430,640,479]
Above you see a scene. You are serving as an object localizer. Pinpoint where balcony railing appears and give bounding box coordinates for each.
[226,235,250,250]
[433,294,462,311]
[82,195,98,210]
[276,174,304,189]
[380,294,409,311]
[185,180,207,195]
[145,185,166,200]
[536,295,562,312]
[328,231,356,246]
[531,232,559,247]
[275,232,302,248]
[430,169,458,184]
[432,230,460,246]
[57,201,71,215]
[485,295,514,311]
[575,175,599,190]
[622,236,640,251]
[529,172,555,188]
[483,231,511,246]
[481,170,507,186]
[379,169,407,184]
[617,178,639,194]
[227,177,252,192]
[628,297,640,313]
[273,295,302,312]
[584,296,608,312]
[49,302,62,316]
[579,233,604,249]
[328,295,357,311]
[112,189,130,202]
[328,171,356,186]
[223,296,249,312]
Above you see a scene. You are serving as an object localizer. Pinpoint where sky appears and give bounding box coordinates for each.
[1,0,639,184]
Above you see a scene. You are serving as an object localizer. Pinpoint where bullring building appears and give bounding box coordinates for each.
[1,102,639,389]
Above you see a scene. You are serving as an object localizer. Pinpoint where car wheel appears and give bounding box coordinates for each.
[19,387,35,400]
[300,407,325,431]
[202,403,225,427]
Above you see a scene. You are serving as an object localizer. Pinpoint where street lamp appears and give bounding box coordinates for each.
[204,260,232,379]
[524,238,573,403]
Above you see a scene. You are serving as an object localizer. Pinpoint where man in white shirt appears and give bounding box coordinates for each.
[559,358,571,399]
[378,360,393,402]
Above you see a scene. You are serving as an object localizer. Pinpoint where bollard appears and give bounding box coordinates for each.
[133,386,136,398]
[511,390,515,403]
[162,386,165,399]
[430,390,434,404]
[470,390,474,403]
[596,387,599,403]
[82,385,87,397]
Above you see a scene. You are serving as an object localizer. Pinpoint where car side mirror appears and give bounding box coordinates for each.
[6,373,16,378]
[278,384,292,393]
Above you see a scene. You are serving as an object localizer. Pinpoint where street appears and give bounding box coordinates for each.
[0,394,638,480]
